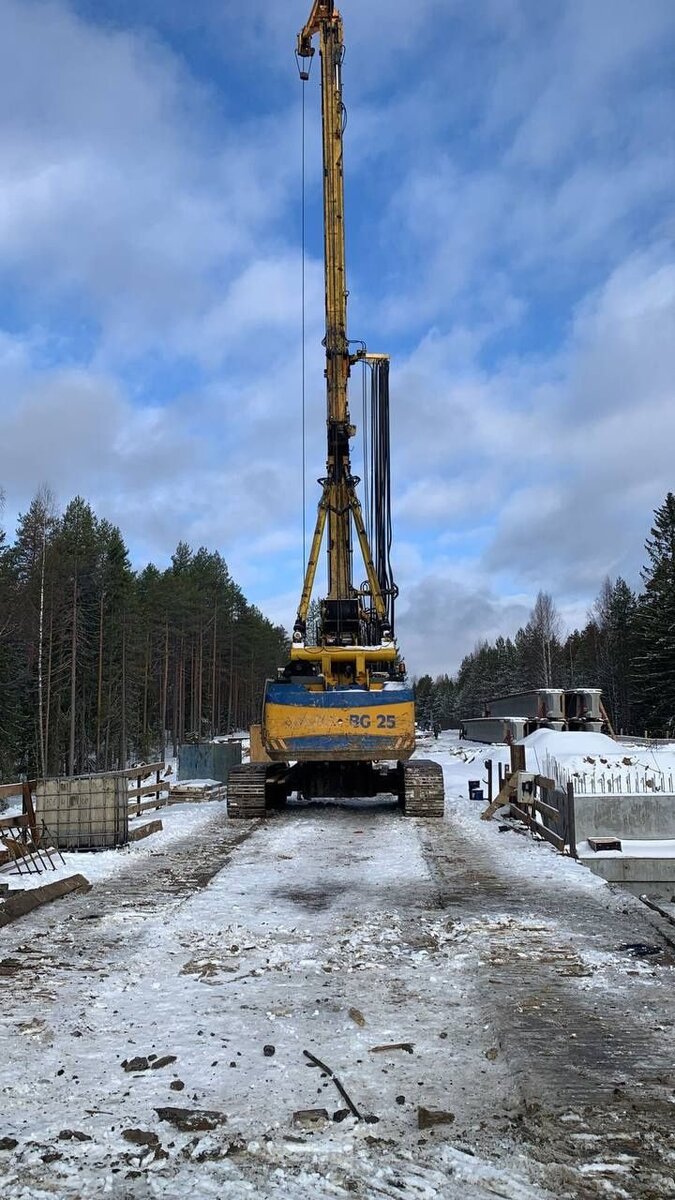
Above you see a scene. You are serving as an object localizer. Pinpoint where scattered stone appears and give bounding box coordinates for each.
[348,1007,365,1027]
[170,1080,185,1092]
[155,1107,226,1133]
[263,1044,275,1057]
[58,1130,92,1142]
[395,1095,406,1106]
[122,1057,149,1073]
[293,1109,329,1128]
[485,1047,499,1061]
[122,1129,160,1148]
[417,1107,455,1131]
[0,1137,18,1151]
[333,1109,350,1123]
[42,1151,63,1163]
[151,1055,177,1071]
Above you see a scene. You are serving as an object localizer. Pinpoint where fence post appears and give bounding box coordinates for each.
[566,781,577,857]
[510,743,526,773]
[136,772,142,819]
[155,767,161,810]
[22,781,38,843]
[485,759,493,804]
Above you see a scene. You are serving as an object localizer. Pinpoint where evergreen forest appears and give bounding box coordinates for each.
[0,490,288,780]
[415,493,675,739]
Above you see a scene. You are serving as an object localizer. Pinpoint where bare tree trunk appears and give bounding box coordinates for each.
[45,605,53,775]
[179,638,185,745]
[227,624,234,732]
[198,624,203,737]
[120,614,127,769]
[211,607,217,736]
[161,620,169,757]
[172,649,179,757]
[68,576,77,777]
[96,591,104,768]
[37,524,47,776]
[142,629,150,746]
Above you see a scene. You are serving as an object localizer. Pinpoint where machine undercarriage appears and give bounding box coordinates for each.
[227,759,444,819]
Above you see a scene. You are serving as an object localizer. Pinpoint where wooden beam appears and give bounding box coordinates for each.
[534,774,556,791]
[128,820,163,842]
[534,797,560,821]
[118,762,165,780]
[481,773,515,821]
[127,782,170,801]
[0,814,29,832]
[0,783,23,800]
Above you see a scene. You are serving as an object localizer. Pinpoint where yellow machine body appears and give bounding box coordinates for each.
[263,647,415,762]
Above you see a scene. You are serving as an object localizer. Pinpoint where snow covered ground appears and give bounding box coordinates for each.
[513,728,675,796]
[0,798,230,891]
[0,733,674,1199]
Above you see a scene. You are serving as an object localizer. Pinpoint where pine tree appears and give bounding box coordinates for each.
[636,493,675,733]
[593,577,637,733]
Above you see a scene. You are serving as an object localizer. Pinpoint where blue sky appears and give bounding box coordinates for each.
[0,0,673,673]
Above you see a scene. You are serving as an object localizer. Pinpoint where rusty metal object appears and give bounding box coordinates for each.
[303,1050,363,1119]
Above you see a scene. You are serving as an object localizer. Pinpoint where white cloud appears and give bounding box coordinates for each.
[0,0,672,676]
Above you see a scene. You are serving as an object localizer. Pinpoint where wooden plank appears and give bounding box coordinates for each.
[536,826,565,851]
[534,797,560,821]
[118,762,165,780]
[534,774,556,791]
[167,788,227,803]
[481,773,515,821]
[0,782,23,800]
[510,744,526,773]
[0,874,91,928]
[511,803,565,851]
[566,781,577,857]
[22,781,38,839]
[127,782,170,801]
[128,797,170,816]
[128,820,163,842]
[0,813,29,832]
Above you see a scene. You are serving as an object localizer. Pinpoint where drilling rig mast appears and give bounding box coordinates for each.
[227,1,445,819]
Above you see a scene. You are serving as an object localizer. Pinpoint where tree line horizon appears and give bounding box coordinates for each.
[0,488,289,781]
[413,493,675,739]
[1,489,673,782]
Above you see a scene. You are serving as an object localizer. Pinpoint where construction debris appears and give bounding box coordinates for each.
[303,1050,363,1120]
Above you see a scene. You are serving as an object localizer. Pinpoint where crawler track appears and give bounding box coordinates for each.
[227,763,269,819]
[402,758,445,817]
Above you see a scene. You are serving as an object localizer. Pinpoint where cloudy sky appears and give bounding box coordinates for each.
[0,0,673,674]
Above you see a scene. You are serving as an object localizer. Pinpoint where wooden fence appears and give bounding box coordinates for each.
[484,758,577,857]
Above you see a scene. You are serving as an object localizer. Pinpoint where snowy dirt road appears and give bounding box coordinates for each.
[1,737,674,1199]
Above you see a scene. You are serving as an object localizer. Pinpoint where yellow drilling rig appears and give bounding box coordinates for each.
[227,1,444,819]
